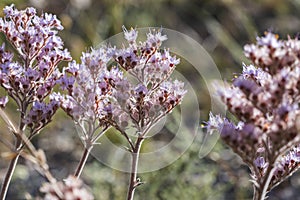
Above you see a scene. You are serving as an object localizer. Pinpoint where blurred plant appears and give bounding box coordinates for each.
[39,175,94,200]
[57,26,186,200]
[205,32,300,200]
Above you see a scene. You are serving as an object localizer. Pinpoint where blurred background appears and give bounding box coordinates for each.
[1,0,300,199]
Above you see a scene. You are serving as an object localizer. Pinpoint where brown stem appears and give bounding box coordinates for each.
[0,152,20,200]
[127,137,144,200]
[74,125,108,178]
[0,134,24,200]
[253,166,276,200]
[74,145,93,178]
[0,108,26,200]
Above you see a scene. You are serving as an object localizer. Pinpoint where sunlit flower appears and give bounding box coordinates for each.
[0,5,71,133]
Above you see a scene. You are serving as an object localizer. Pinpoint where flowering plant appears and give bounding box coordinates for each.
[56,26,186,200]
[0,4,186,200]
[205,32,300,200]
[0,4,73,199]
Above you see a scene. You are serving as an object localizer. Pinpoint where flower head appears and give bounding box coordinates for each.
[58,28,186,143]
[0,5,71,133]
[205,31,300,194]
[105,28,186,133]
[57,47,121,124]
[122,26,138,44]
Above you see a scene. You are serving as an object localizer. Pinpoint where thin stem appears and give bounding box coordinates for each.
[0,108,25,200]
[113,124,134,150]
[74,145,93,178]
[0,109,18,134]
[253,152,281,200]
[127,137,144,200]
[0,131,23,200]
[0,136,23,200]
[91,126,108,144]
[253,165,276,200]
[74,125,108,178]
[0,153,20,200]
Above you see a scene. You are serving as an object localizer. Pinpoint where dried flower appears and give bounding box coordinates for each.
[110,27,186,200]
[112,28,179,89]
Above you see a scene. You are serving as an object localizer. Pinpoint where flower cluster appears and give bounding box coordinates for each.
[0,4,186,200]
[24,100,60,135]
[0,5,69,62]
[39,175,94,200]
[107,27,186,200]
[270,145,300,188]
[54,28,186,200]
[57,48,121,122]
[205,32,300,199]
[55,47,124,147]
[113,27,179,90]
[56,28,186,142]
[109,28,185,133]
[0,5,71,133]
[111,79,185,132]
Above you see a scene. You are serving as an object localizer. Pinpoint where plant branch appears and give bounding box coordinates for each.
[0,153,20,200]
[127,137,144,200]
[0,108,24,200]
[74,144,93,178]
[253,164,276,200]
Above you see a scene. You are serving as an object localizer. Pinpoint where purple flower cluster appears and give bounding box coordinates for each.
[111,78,185,132]
[108,27,186,200]
[205,32,300,199]
[0,5,69,62]
[0,5,92,200]
[0,5,71,133]
[0,4,186,199]
[114,27,179,89]
[55,47,123,146]
[54,27,185,199]
[109,28,185,133]
[270,145,300,187]
[56,27,186,147]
